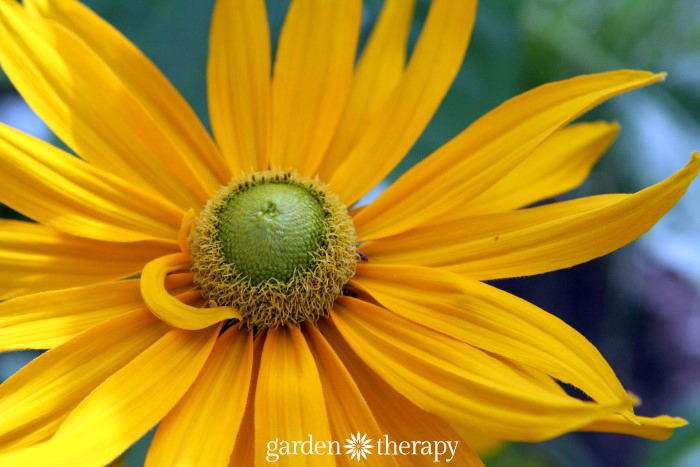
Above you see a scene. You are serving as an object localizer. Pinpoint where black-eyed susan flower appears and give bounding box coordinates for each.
[0,0,697,465]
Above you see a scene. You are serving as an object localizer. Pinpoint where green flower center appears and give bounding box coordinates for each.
[217,183,326,284]
[190,171,357,329]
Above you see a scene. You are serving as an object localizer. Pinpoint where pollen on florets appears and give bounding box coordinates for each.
[190,170,357,329]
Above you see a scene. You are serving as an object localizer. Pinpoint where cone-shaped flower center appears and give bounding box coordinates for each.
[217,183,326,284]
[191,171,357,329]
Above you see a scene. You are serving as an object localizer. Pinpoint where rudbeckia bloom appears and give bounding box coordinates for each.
[0,0,697,465]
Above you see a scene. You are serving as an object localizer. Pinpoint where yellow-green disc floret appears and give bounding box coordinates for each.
[217,183,326,285]
[191,171,357,329]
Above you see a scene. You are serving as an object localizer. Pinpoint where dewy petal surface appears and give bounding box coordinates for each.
[0,309,169,453]
[319,0,415,180]
[362,155,699,279]
[352,264,634,411]
[0,122,182,243]
[0,273,193,351]
[453,121,620,217]
[0,1,211,210]
[330,297,624,442]
[147,326,253,466]
[353,70,664,240]
[208,0,271,173]
[0,220,177,300]
[329,0,477,205]
[0,324,220,467]
[270,0,362,177]
[255,326,333,466]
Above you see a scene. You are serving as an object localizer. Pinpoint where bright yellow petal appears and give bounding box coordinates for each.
[140,253,240,330]
[353,70,665,239]
[230,403,255,467]
[328,0,477,205]
[0,309,169,453]
[320,317,484,466]
[0,1,212,210]
[0,220,177,300]
[208,0,270,173]
[452,429,504,458]
[147,326,253,466]
[330,297,624,442]
[439,157,698,278]
[361,194,620,264]
[0,324,220,466]
[255,326,333,466]
[579,414,687,441]
[270,0,362,177]
[303,323,394,467]
[361,155,699,279]
[454,121,620,217]
[229,332,265,466]
[353,264,635,412]
[504,359,687,441]
[319,0,415,181]
[0,274,193,350]
[0,123,183,242]
[24,0,230,190]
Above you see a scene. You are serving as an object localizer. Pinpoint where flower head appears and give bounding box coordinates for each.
[0,0,697,466]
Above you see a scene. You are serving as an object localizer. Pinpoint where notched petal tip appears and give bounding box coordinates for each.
[141,252,240,330]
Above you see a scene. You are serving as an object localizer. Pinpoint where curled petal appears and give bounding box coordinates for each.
[141,253,240,329]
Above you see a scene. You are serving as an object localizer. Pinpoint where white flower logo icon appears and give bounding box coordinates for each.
[344,432,373,461]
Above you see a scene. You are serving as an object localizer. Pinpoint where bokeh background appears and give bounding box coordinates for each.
[1,0,699,466]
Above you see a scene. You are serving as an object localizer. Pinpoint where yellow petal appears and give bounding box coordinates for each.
[0,274,193,351]
[452,429,504,458]
[24,0,230,191]
[255,326,333,466]
[353,70,665,239]
[208,0,271,173]
[0,220,177,300]
[506,360,687,441]
[303,323,393,467]
[362,155,700,279]
[0,1,213,210]
[319,0,415,181]
[353,264,635,412]
[329,0,477,205]
[441,156,699,279]
[330,297,624,441]
[140,253,240,330]
[361,194,619,264]
[579,414,687,441]
[320,317,484,466]
[229,332,265,466]
[230,403,255,467]
[0,309,169,453]
[147,325,254,466]
[0,324,220,466]
[454,121,620,217]
[0,123,183,242]
[270,0,362,177]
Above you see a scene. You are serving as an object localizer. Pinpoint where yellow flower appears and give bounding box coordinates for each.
[0,0,696,465]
